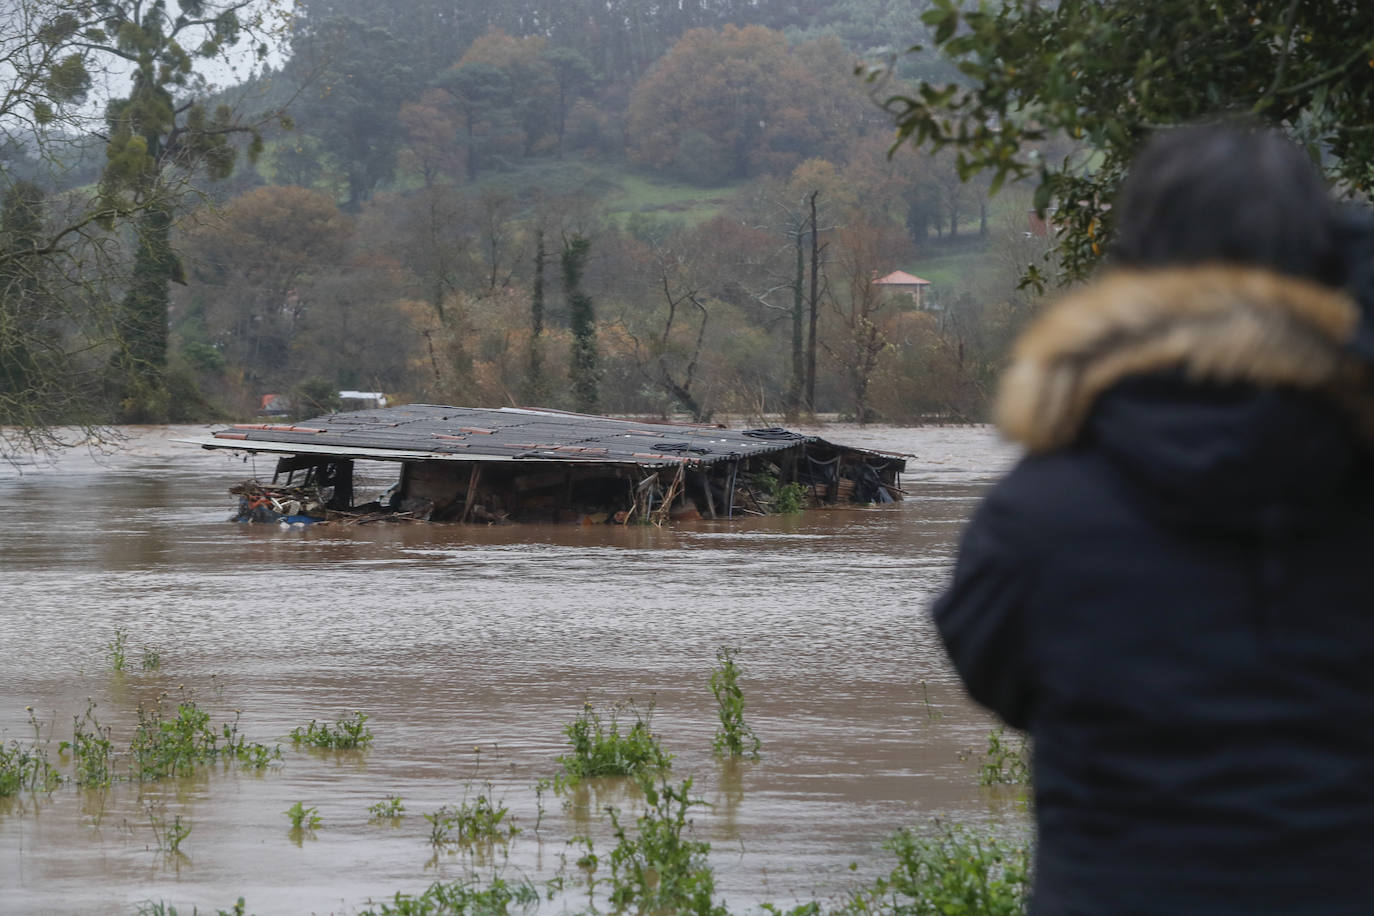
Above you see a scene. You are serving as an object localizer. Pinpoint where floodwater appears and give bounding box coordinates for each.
[0,424,1023,915]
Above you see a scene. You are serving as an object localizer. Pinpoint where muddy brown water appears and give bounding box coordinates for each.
[0,424,1023,915]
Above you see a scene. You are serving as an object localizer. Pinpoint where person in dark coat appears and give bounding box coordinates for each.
[933,123,1374,915]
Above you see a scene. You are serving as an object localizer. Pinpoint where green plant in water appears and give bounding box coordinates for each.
[285,801,321,831]
[136,897,247,916]
[606,774,727,916]
[709,646,761,759]
[290,711,374,750]
[131,697,279,781]
[920,680,942,721]
[425,785,518,847]
[354,878,539,915]
[60,701,114,787]
[835,822,1030,916]
[107,627,129,672]
[148,806,192,854]
[369,794,405,819]
[141,645,162,671]
[978,726,1031,787]
[0,708,62,796]
[533,777,552,833]
[558,701,672,783]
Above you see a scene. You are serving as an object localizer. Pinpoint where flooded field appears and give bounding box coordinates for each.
[0,424,1023,915]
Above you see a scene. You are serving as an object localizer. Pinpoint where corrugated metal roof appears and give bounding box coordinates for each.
[181,405,899,470]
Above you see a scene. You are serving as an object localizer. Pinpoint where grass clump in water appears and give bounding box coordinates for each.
[606,774,726,916]
[0,709,61,796]
[132,695,280,780]
[291,711,373,750]
[60,701,114,787]
[147,806,192,854]
[356,877,539,915]
[978,726,1031,787]
[369,794,406,819]
[558,701,671,784]
[709,646,761,759]
[286,800,322,832]
[426,785,518,847]
[835,822,1030,916]
[106,628,129,672]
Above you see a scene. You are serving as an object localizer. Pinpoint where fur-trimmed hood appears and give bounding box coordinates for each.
[996,266,1371,453]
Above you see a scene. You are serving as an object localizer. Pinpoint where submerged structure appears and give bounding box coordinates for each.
[181,405,906,525]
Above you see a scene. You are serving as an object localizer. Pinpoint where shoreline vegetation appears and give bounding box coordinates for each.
[1,635,1031,915]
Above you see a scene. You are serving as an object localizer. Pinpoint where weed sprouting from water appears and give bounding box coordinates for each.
[0,708,61,796]
[290,711,374,750]
[137,899,247,916]
[558,701,672,783]
[355,877,539,915]
[61,701,114,787]
[835,822,1030,915]
[147,805,192,854]
[106,628,129,672]
[920,680,942,721]
[978,727,1031,787]
[426,785,518,847]
[286,801,322,832]
[533,778,552,833]
[709,646,761,759]
[369,794,406,819]
[140,645,162,671]
[605,774,726,916]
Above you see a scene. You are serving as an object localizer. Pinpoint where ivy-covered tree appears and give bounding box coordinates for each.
[563,234,599,413]
[93,0,277,421]
[874,0,1374,286]
[523,227,550,404]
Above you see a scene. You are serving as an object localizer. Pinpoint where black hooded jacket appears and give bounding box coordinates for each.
[933,266,1374,915]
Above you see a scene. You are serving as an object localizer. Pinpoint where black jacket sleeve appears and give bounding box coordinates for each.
[931,487,1035,730]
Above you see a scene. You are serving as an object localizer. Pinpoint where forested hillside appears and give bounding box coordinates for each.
[1,0,1049,440]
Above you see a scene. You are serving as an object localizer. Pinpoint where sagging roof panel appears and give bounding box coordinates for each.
[186,405,888,470]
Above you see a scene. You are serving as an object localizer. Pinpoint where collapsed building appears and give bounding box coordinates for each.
[179,405,907,526]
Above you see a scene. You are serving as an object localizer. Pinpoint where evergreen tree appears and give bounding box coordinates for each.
[523,228,549,405]
[563,234,599,413]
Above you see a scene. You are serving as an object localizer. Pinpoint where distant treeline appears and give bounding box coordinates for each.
[0,0,1048,442]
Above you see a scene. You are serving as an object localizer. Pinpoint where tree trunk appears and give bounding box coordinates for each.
[806,190,820,416]
[786,228,803,421]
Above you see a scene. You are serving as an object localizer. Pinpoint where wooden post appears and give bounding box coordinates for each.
[698,470,717,519]
[461,464,482,522]
[726,461,738,519]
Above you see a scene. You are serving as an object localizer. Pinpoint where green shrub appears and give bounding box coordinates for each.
[838,822,1030,916]
[606,775,726,916]
[132,699,279,780]
[557,702,672,783]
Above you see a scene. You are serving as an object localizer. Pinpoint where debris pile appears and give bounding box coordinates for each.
[229,481,326,525]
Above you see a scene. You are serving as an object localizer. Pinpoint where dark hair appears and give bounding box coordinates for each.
[1111,122,1345,287]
